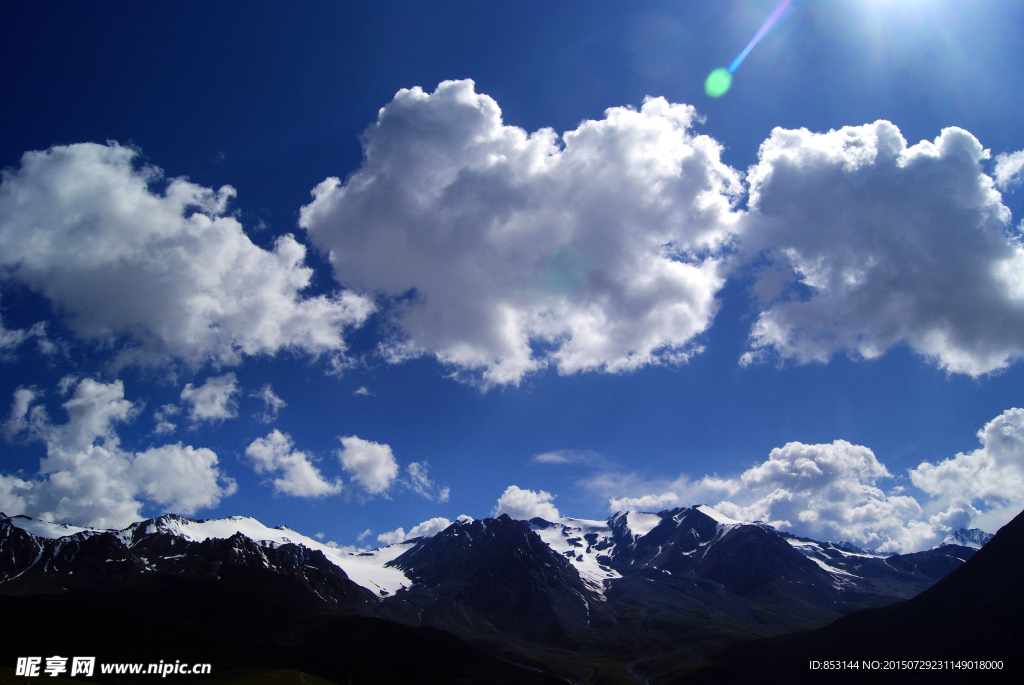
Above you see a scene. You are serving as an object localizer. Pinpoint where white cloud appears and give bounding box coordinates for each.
[244,430,342,497]
[591,409,1024,553]
[994,149,1024,190]
[0,142,374,368]
[374,529,404,545]
[252,384,286,423]
[56,375,79,396]
[0,378,234,528]
[910,408,1024,509]
[337,436,399,496]
[354,386,372,396]
[608,492,682,512]
[711,440,925,552]
[581,468,719,514]
[0,474,31,515]
[741,122,1024,376]
[153,404,179,435]
[300,79,743,386]
[3,386,41,441]
[376,516,451,546]
[133,443,236,513]
[531,449,602,466]
[492,485,560,520]
[408,516,452,538]
[0,297,46,358]
[404,461,449,502]
[180,373,238,423]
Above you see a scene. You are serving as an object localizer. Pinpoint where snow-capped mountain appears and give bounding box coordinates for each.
[939,527,993,549]
[1,506,980,609]
[385,515,596,647]
[0,511,413,598]
[0,506,985,684]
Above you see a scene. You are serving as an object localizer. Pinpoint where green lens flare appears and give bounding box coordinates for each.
[705,68,732,98]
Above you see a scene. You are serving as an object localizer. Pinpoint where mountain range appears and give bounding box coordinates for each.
[0,506,993,684]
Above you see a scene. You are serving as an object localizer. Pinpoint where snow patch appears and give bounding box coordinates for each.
[530,516,622,595]
[150,515,415,596]
[7,516,105,540]
[785,537,881,559]
[695,505,741,526]
[807,555,859,578]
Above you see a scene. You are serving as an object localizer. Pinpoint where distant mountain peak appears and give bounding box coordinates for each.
[939,527,993,550]
[834,540,877,555]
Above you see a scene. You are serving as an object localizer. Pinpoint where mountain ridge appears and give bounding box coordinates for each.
[1,505,988,684]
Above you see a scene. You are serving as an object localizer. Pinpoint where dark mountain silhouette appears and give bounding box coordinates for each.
[671,509,1024,684]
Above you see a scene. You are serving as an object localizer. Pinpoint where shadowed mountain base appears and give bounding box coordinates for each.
[670,509,1024,685]
[0,580,567,685]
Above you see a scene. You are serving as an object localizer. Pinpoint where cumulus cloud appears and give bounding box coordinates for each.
[591,444,935,552]
[180,373,238,423]
[741,122,1024,376]
[300,79,743,386]
[492,485,561,520]
[404,461,449,502]
[132,443,232,513]
[337,436,399,496]
[711,440,925,552]
[0,378,235,528]
[0,142,374,368]
[241,432,419,501]
[376,516,451,545]
[244,430,342,497]
[592,408,1024,552]
[994,150,1024,190]
[910,408,1024,509]
[252,384,287,423]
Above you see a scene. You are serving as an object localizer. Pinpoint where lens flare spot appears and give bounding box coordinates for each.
[705,68,732,98]
[544,245,590,295]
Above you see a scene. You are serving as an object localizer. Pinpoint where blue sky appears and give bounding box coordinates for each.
[2,0,1024,553]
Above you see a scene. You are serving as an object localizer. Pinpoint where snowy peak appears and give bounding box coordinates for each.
[694,504,741,526]
[939,527,993,550]
[1,512,414,598]
[4,514,104,540]
[528,516,622,593]
[834,540,878,556]
[522,505,751,591]
[386,514,596,645]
